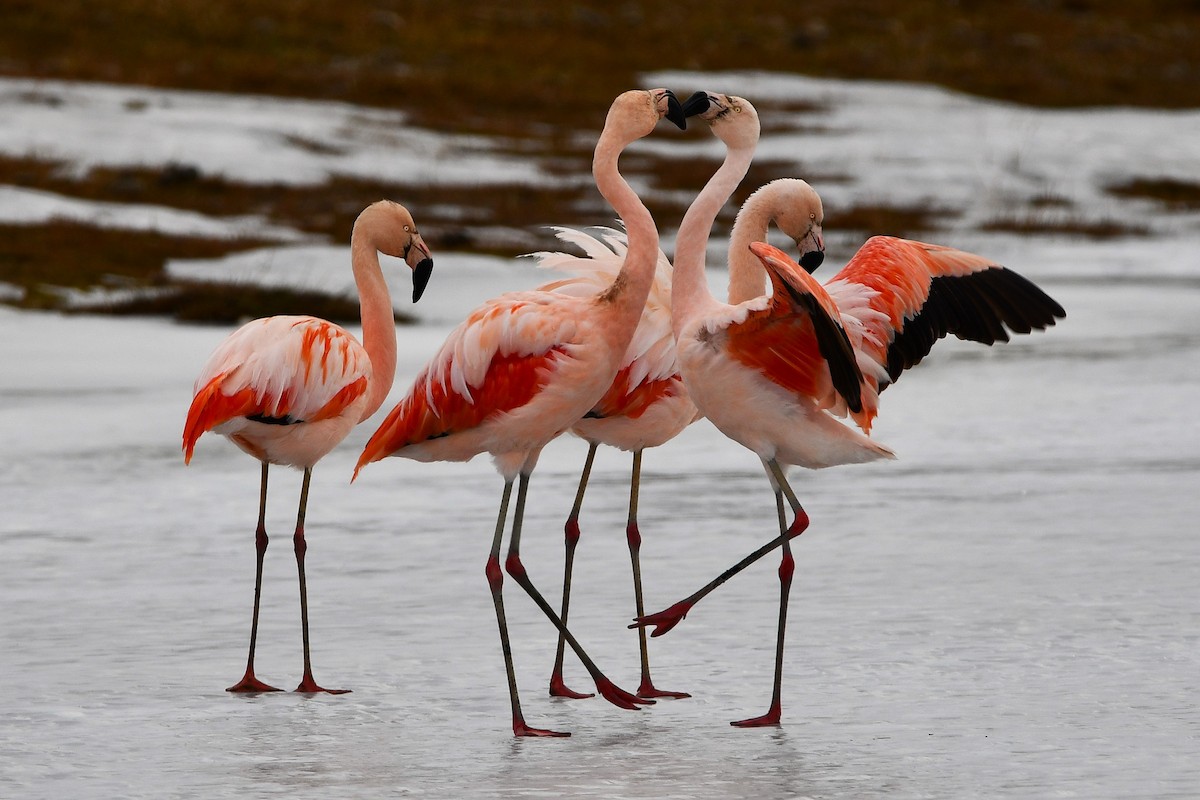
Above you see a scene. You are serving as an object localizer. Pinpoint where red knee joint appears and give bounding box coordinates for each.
[505,553,527,580]
[485,555,503,591]
[564,517,581,545]
[778,552,795,583]
[626,522,641,550]
[293,530,307,558]
[787,510,809,538]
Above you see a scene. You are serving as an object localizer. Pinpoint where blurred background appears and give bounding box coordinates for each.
[2,0,1198,320]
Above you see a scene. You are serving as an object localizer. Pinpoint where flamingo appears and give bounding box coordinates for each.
[353,89,688,737]
[530,226,696,701]
[632,91,1066,726]
[182,199,433,694]
[533,103,840,703]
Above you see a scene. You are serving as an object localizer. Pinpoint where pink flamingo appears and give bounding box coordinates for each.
[633,91,1066,726]
[183,200,433,694]
[354,89,687,737]
[531,226,696,701]
[534,99,842,702]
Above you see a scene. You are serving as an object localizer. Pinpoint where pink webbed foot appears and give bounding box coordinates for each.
[630,599,693,637]
[549,672,595,700]
[294,675,351,695]
[514,719,571,738]
[594,677,655,710]
[637,679,691,700]
[227,671,282,693]
[730,704,782,728]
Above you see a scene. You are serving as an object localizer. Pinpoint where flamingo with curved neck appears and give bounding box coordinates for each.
[183,199,433,695]
[636,91,1065,728]
[355,89,687,737]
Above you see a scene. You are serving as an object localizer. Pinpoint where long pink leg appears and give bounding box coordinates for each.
[549,441,597,700]
[631,458,809,637]
[505,473,653,712]
[626,450,690,699]
[228,462,282,693]
[731,483,794,727]
[292,467,349,694]
[487,479,568,736]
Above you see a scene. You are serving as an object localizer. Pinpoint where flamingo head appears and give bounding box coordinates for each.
[359,200,435,302]
[606,89,688,141]
[767,178,826,273]
[680,91,760,151]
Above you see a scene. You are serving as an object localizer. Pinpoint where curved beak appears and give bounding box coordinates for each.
[663,90,687,130]
[405,235,433,302]
[797,227,825,273]
[799,250,824,272]
[681,90,713,118]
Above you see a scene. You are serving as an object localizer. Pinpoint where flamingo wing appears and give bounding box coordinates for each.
[183,316,370,463]
[721,242,864,414]
[827,236,1066,387]
[533,225,679,414]
[355,294,577,472]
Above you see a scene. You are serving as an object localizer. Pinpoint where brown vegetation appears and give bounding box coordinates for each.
[2,1,1196,318]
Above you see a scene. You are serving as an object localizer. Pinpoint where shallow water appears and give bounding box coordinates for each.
[2,265,1197,798]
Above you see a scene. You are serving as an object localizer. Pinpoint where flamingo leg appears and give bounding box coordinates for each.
[631,458,809,637]
[549,441,597,700]
[292,467,349,694]
[626,450,690,700]
[731,488,793,727]
[228,462,282,693]
[504,472,654,711]
[486,480,567,737]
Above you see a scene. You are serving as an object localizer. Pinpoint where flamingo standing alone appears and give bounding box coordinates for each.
[354,89,687,737]
[633,91,1066,726]
[530,226,696,701]
[183,200,433,694]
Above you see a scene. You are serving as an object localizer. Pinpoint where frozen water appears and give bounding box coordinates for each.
[2,72,1199,799]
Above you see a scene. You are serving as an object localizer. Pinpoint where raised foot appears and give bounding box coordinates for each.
[730,706,782,728]
[630,599,693,637]
[227,673,282,693]
[294,675,351,695]
[637,681,691,700]
[594,677,655,710]
[549,673,595,700]
[514,720,571,738]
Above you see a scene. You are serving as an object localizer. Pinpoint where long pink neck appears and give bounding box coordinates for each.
[726,187,777,305]
[350,226,398,422]
[591,123,659,349]
[671,133,757,337]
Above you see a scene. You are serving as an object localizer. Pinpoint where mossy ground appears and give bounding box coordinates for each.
[2,1,1197,319]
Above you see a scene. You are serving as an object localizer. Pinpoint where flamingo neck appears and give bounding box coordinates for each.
[591,126,658,343]
[671,135,756,337]
[726,187,776,305]
[350,233,397,421]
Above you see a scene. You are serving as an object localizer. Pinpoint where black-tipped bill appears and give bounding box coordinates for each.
[799,250,825,273]
[681,90,713,118]
[411,258,434,302]
[664,90,687,130]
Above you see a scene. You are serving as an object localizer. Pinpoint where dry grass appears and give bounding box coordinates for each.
[1107,177,1200,210]
[980,215,1150,238]
[2,1,1197,318]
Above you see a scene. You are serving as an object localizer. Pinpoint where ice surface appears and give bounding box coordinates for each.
[1,71,1199,799]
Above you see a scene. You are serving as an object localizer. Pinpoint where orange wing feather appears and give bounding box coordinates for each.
[725,242,864,413]
[183,375,261,464]
[587,366,683,421]
[725,313,831,404]
[356,348,563,473]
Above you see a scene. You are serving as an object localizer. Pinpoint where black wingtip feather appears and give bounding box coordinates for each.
[882,267,1064,387]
